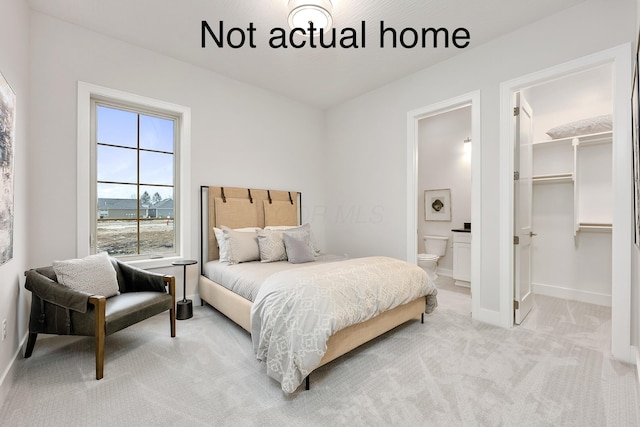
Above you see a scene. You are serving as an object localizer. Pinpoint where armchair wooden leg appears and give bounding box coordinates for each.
[24,332,38,358]
[170,307,176,338]
[167,276,176,338]
[90,296,106,380]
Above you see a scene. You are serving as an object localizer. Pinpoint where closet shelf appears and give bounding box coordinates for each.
[533,130,612,147]
[577,222,612,232]
[532,173,573,184]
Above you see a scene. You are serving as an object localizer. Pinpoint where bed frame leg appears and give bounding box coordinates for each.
[421,313,424,324]
[305,376,310,390]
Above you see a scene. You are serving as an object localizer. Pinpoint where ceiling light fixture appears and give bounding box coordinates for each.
[288,0,333,34]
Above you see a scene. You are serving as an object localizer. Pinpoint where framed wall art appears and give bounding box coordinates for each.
[424,189,451,221]
[0,70,15,266]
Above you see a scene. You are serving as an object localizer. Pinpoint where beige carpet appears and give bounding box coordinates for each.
[1,290,638,426]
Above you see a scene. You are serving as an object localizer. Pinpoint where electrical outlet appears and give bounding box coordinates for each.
[2,319,6,342]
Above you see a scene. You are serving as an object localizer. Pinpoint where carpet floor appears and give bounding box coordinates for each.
[1,288,638,426]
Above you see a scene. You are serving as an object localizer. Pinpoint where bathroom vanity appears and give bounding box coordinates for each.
[451,229,471,288]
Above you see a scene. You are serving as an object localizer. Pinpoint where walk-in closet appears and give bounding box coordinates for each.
[521,63,613,308]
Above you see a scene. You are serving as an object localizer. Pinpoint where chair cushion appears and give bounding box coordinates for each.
[104,292,173,335]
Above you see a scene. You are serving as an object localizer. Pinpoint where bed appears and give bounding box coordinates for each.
[198,186,438,393]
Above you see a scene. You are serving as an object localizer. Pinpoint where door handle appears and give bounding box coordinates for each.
[529,232,538,237]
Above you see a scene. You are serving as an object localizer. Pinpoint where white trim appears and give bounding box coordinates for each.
[0,333,28,408]
[476,308,501,326]
[532,282,611,307]
[77,82,192,269]
[435,268,453,277]
[635,346,639,383]
[499,44,634,362]
[407,90,482,322]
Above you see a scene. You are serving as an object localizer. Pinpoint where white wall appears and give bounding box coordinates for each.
[0,0,31,405]
[417,106,472,273]
[325,0,635,317]
[28,12,327,269]
[526,66,613,141]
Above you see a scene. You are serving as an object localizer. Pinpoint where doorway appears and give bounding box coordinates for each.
[407,91,481,319]
[500,45,633,363]
[514,64,615,326]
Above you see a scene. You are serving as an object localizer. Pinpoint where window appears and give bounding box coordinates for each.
[78,83,191,267]
[93,102,177,258]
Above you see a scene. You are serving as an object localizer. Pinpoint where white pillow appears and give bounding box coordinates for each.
[214,226,260,263]
[264,225,296,231]
[265,223,320,254]
[257,229,287,263]
[53,252,120,298]
[222,226,260,264]
[213,227,229,263]
[545,114,612,139]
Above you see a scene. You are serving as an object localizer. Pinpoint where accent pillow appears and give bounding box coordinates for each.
[214,226,260,263]
[265,223,320,254]
[545,114,612,139]
[53,252,120,298]
[222,226,260,264]
[257,229,287,263]
[283,233,316,264]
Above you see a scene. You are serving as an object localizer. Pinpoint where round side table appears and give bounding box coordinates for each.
[172,259,198,320]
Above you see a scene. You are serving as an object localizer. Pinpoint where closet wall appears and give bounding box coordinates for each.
[523,64,613,306]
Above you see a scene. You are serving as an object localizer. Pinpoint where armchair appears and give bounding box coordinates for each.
[24,257,176,379]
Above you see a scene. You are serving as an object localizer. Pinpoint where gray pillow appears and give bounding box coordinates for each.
[283,233,316,264]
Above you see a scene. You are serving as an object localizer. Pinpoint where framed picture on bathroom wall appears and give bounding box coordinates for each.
[425,189,451,221]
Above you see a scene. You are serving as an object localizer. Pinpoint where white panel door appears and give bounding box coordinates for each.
[514,93,534,325]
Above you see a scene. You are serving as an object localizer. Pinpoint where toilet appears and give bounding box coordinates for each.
[417,235,449,279]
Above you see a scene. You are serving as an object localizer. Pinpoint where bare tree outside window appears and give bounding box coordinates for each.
[140,191,151,207]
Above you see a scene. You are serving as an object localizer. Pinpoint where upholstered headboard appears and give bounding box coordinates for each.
[200,186,301,265]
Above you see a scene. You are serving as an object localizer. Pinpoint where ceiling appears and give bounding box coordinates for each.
[27,0,587,109]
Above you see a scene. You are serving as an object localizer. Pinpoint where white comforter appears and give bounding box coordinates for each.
[250,256,437,393]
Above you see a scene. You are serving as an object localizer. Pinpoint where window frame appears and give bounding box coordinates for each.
[92,99,178,260]
[78,82,191,269]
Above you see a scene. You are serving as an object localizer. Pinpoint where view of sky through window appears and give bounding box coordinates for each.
[97,105,174,202]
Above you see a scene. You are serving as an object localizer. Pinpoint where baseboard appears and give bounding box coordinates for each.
[435,268,452,277]
[635,346,640,385]
[473,307,502,327]
[188,292,202,306]
[0,332,28,408]
[532,282,611,307]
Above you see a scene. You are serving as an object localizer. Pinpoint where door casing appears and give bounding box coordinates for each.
[407,91,482,320]
[499,44,633,363]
